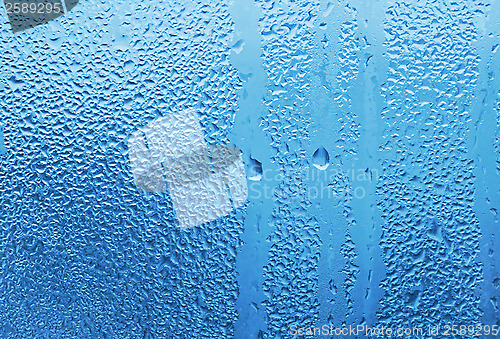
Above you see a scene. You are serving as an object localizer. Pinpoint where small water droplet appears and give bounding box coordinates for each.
[248,157,263,181]
[312,147,329,170]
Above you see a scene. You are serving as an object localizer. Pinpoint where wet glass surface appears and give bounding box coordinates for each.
[0,0,499,337]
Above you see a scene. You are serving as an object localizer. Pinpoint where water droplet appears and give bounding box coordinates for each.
[312,147,329,170]
[248,157,263,181]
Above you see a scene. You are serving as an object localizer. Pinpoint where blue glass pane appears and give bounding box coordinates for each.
[0,0,499,338]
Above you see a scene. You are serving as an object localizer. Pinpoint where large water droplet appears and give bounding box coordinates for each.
[312,147,329,170]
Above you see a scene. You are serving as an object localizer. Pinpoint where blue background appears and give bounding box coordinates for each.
[0,0,499,337]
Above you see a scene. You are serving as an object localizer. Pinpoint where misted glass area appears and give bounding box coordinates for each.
[0,0,499,338]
